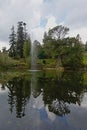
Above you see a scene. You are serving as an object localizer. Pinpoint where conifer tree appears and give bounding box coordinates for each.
[16,21,28,58]
[16,21,24,58]
[9,26,16,58]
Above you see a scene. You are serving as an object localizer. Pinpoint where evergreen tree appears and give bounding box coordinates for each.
[16,21,27,58]
[9,26,16,58]
[23,22,27,41]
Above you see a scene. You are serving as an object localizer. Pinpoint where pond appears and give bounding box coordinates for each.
[0,70,87,130]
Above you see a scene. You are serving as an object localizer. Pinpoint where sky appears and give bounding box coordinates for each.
[0,0,87,49]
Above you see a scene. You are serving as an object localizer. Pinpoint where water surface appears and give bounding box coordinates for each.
[0,70,87,130]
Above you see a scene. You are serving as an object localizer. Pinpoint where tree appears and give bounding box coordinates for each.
[8,21,30,59]
[43,25,83,69]
[33,40,44,59]
[16,21,27,58]
[61,37,83,70]
[48,25,69,40]
[43,25,69,59]
[9,26,16,58]
[23,22,27,42]
[23,37,31,59]
[23,37,31,68]
[43,32,56,58]
[85,41,87,51]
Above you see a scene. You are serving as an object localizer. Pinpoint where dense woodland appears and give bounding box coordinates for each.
[0,21,87,70]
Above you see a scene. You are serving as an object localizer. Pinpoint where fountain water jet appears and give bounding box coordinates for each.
[30,40,39,71]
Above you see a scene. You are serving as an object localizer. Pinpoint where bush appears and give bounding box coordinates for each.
[0,52,14,69]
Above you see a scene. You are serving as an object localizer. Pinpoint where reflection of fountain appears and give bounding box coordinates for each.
[31,72,37,96]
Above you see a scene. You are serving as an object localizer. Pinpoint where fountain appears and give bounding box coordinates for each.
[30,41,37,71]
[30,40,40,72]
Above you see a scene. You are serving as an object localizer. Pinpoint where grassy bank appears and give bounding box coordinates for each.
[0,52,87,71]
[0,52,30,71]
[37,52,87,69]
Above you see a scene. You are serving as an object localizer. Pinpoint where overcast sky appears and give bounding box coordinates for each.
[0,0,87,49]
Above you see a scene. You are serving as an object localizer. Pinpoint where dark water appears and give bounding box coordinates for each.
[0,70,87,130]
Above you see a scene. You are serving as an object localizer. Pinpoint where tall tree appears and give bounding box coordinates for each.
[16,21,27,58]
[61,37,83,70]
[48,25,69,40]
[23,37,31,59]
[9,26,16,58]
[23,22,27,41]
[43,25,69,59]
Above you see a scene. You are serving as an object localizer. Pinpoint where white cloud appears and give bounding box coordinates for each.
[32,93,44,109]
[29,11,41,28]
[0,0,87,49]
[45,16,57,31]
[69,27,87,43]
[0,41,9,50]
[31,26,44,43]
[46,105,56,122]
[31,15,57,43]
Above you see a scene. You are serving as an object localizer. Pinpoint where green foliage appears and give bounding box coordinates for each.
[16,21,25,58]
[23,39,31,58]
[23,39,31,68]
[83,52,87,65]
[43,25,69,59]
[48,25,69,40]
[42,26,83,70]
[7,23,84,70]
[38,49,47,59]
[0,52,14,69]
[85,41,87,51]
[32,40,47,60]
[38,59,57,68]
[43,42,53,58]
[0,52,28,70]
[61,37,83,69]
[9,26,16,58]
[9,21,30,59]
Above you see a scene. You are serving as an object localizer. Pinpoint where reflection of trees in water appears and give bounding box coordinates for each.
[49,99,70,116]
[6,77,31,118]
[1,84,6,90]
[39,71,84,116]
[1,70,86,117]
